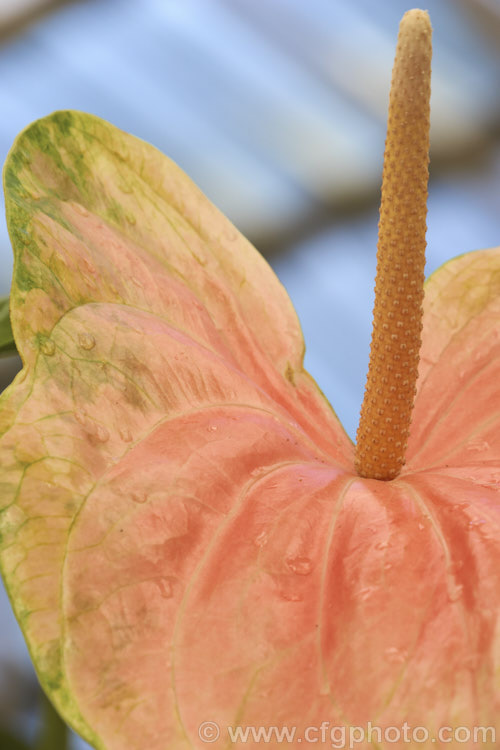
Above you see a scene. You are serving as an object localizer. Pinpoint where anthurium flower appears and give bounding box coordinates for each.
[0,9,499,750]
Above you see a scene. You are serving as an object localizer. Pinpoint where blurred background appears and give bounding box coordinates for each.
[0,0,499,747]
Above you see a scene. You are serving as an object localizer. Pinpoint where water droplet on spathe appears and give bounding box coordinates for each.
[482,473,500,489]
[467,439,490,453]
[74,203,89,217]
[96,425,109,443]
[156,579,173,599]
[254,531,268,547]
[319,681,330,697]
[40,339,55,356]
[448,584,463,603]
[207,425,218,433]
[78,332,95,350]
[360,586,374,601]
[280,589,302,602]
[83,257,96,275]
[384,646,407,664]
[117,179,133,194]
[224,226,238,242]
[375,541,389,550]
[114,143,129,161]
[468,518,486,530]
[131,491,148,504]
[286,556,313,576]
[74,409,87,425]
[120,428,133,442]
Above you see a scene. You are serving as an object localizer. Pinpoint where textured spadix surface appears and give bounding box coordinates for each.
[1,112,499,749]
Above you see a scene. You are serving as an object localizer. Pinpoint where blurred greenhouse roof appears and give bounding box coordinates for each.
[0,0,500,291]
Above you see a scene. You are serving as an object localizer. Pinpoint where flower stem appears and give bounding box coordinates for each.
[355,9,432,480]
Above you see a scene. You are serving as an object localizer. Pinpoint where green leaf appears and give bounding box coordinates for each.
[35,691,68,750]
[0,296,17,358]
[0,726,30,750]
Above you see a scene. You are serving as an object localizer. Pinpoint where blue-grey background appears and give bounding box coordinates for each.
[0,0,499,747]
